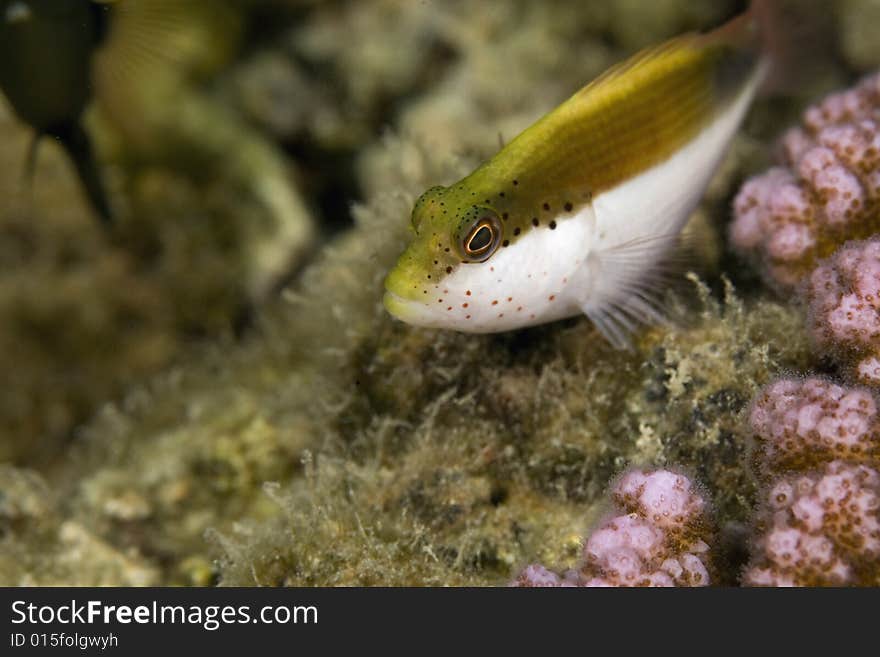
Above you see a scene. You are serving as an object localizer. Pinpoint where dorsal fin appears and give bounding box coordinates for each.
[571,34,702,103]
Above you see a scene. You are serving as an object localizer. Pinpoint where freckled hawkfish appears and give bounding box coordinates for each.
[384,2,776,347]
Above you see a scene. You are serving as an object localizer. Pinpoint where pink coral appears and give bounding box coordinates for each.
[805,238,880,383]
[730,73,880,289]
[512,469,713,588]
[745,378,880,586]
[749,377,880,468]
[744,461,880,586]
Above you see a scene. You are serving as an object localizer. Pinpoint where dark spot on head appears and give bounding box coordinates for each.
[549,221,557,230]
[543,202,550,211]
[502,240,510,247]
[427,274,431,279]
[438,299,443,303]
[564,202,573,212]
[445,266,452,274]
[433,260,438,265]
[513,227,520,236]
[444,247,450,252]
[502,212,508,220]
[512,179,518,186]
[499,192,505,198]
[532,217,539,227]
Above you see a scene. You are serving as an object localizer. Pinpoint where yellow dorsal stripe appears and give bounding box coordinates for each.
[474,31,760,205]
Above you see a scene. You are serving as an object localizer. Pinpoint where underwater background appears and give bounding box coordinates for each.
[0,0,878,586]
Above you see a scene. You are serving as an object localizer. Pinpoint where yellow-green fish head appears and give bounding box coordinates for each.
[384,175,593,333]
[384,184,504,326]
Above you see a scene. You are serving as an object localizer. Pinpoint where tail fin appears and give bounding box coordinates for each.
[746,0,833,95]
[49,121,114,226]
[709,1,833,96]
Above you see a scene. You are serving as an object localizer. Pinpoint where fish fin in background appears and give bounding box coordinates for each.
[48,121,114,226]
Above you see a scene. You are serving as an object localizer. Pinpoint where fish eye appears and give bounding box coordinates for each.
[462,213,502,261]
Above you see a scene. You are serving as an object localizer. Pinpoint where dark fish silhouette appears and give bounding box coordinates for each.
[0,0,113,224]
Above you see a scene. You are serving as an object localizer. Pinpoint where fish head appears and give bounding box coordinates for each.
[384,184,507,330]
[384,183,585,332]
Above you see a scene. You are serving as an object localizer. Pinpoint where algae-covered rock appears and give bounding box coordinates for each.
[0,465,159,586]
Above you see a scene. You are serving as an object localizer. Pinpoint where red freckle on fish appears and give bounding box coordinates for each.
[444,289,449,294]
[563,278,567,284]
[507,297,512,302]
[492,300,498,305]
[466,315,471,319]
[463,303,469,308]
[517,306,522,311]
[447,306,452,311]
[530,314,536,319]
[466,290,471,296]
[549,295,555,301]
[498,313,504,318]
[490,267,494,272]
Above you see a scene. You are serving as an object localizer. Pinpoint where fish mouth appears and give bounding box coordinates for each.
[383,288,423,324]
[382,265,425,323]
